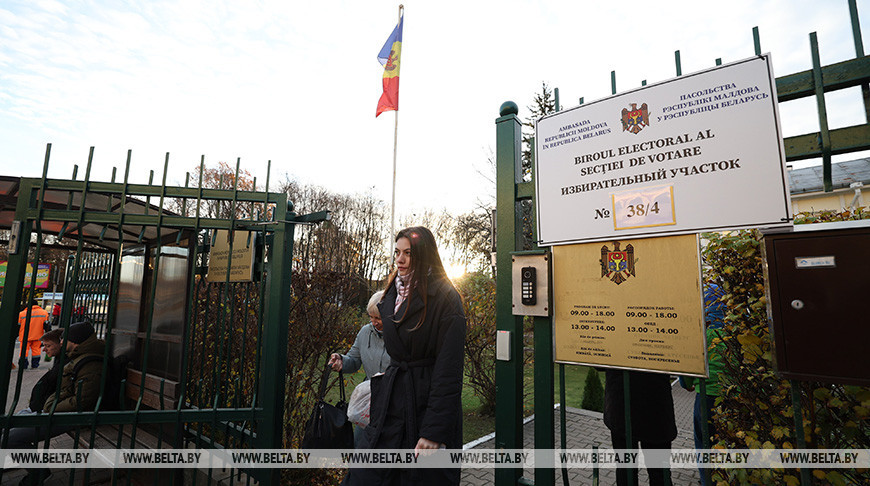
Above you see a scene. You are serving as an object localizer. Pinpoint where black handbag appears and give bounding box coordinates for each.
[302,366,354,449]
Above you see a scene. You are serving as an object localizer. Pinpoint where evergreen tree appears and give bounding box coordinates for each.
[521,82,556,180]
[513,82,556,250]
[581,367,604,412]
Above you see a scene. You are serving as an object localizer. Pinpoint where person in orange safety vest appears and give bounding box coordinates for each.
[18,302,49,369]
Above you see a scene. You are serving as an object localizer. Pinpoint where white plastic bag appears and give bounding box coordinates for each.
[346,379,372,428]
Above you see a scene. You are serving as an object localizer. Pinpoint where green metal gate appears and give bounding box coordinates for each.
[494,2,870,486]
[0,145,322,485]
[49,251,115,339]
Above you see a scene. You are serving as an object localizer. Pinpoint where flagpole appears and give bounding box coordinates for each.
[390,108,399,258]
[389,4,403,263]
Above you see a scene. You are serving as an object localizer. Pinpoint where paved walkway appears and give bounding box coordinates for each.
[460,381,701,486]
[6,343,700,486]
[5,342,50,414]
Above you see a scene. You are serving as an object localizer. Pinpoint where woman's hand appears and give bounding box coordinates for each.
[327,353,343,371]
[414,437,444,455]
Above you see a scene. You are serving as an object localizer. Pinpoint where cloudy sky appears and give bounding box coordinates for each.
[1,0,868,216]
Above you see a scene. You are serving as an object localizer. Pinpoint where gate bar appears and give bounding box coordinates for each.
[810,32,834,192]
[848,0,870,121]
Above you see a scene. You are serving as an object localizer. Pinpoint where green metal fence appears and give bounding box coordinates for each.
[63,252,114,336]
[0,144,313,485]
[494,2,870,486]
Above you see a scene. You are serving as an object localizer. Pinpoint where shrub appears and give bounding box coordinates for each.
[282,269,362,485]
[283,270,362,441]
[457,272,536,417]
[704,207,870,485]
[456,272,498,415]
[581,368,604,412]
[184,268,361,486]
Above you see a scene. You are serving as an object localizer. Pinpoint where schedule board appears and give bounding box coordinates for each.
[535,54,792,246]
[553,234,706,376]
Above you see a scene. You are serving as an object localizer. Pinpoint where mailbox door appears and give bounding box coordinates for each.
[771,233,870,385]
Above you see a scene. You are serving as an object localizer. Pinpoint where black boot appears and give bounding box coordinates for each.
[31,357,40,369]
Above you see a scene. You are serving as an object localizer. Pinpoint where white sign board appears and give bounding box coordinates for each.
[534,55,792,246]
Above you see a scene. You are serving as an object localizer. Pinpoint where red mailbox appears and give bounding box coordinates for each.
[762,220,870,386]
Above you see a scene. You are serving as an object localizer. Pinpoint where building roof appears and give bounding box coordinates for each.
[788,158,870,194]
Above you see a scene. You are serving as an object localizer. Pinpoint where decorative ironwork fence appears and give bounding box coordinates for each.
[0,145,315,485]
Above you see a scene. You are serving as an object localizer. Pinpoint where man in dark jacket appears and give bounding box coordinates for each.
[604,370,677,486]
[42,323,105,413]
[17,329,64,414]
[3,323,105,485]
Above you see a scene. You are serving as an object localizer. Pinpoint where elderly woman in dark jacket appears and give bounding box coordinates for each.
[345,226,466,486]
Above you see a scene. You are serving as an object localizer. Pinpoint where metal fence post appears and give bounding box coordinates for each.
[623,371,634,486]
[532,94,556,486]
[495,101,525,486]
[0,180,37,413]
[790,380,814,486]
[256,196,294,485]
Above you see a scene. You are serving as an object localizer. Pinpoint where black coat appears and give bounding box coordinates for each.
[364,274,466,484]
[603,370,677,442]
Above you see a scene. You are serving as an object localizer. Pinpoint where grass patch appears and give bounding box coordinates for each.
[321,368,365,406]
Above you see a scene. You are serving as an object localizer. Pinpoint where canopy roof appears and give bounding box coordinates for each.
[0,175,183,251]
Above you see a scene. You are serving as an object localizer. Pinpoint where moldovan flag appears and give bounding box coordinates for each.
[376,14,403,117]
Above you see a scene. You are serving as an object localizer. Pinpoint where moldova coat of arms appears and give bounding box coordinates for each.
[600,242,635,285]
[621,103,650,134]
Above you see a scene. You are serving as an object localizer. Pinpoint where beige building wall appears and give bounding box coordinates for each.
[791,186,865,213]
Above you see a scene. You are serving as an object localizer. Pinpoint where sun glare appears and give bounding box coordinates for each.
[444,262,467,281]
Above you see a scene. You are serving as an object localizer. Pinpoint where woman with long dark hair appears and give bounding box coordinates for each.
[346,226,466,485]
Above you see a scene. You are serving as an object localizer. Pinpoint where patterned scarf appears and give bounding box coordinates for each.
[394,272,412,315]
